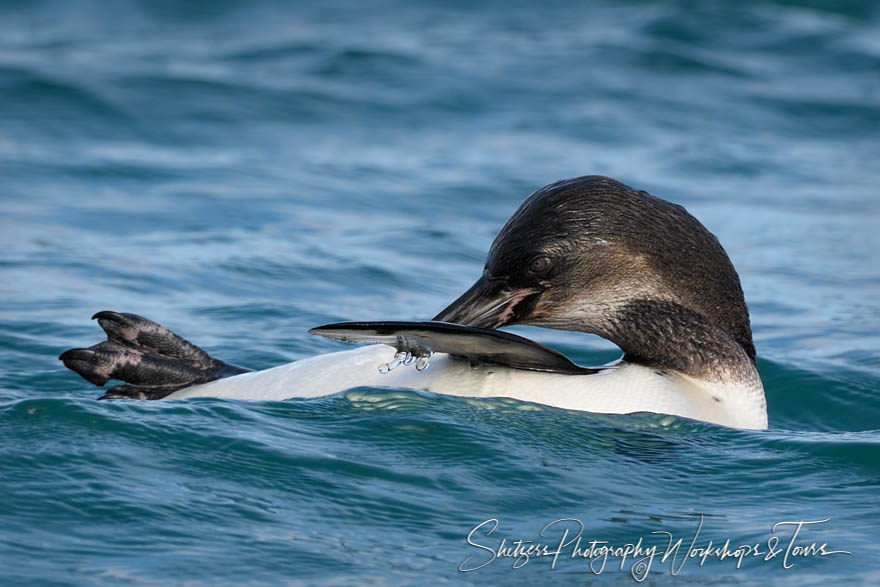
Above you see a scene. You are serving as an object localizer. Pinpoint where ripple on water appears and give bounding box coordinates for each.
[1,0,879,583]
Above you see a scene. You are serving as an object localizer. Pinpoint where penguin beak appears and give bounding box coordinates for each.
[432,274,542,329]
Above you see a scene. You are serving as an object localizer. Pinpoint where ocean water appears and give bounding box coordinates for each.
[1,0,879,584]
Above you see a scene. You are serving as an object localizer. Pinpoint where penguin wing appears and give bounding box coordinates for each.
[309,321,597,375]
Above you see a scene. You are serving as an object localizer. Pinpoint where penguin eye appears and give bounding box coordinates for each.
[528,256,553,275]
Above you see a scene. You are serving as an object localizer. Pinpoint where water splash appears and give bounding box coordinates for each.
[378,351,433,374]
[415,352,433,371]
[378,352,406,374]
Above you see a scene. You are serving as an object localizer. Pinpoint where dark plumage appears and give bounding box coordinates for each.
[436,175,756,381]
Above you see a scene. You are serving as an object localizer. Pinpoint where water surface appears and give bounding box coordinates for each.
[1,0,879,584]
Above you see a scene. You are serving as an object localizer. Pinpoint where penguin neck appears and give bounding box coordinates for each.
[602,299,758,384]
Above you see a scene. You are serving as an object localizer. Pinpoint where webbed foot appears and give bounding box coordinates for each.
[60,311,250,400]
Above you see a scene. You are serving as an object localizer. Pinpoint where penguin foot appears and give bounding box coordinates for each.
[99,383,192,401]
[60,312,250,400]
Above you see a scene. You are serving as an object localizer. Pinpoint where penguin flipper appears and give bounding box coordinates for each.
[309,320,597,375]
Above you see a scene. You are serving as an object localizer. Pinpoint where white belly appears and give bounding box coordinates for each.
[170,345,767,429]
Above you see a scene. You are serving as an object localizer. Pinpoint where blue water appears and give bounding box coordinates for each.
[2,0,879,584]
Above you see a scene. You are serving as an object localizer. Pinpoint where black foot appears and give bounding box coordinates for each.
[100,383,192,401]
[60,311,250,400]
